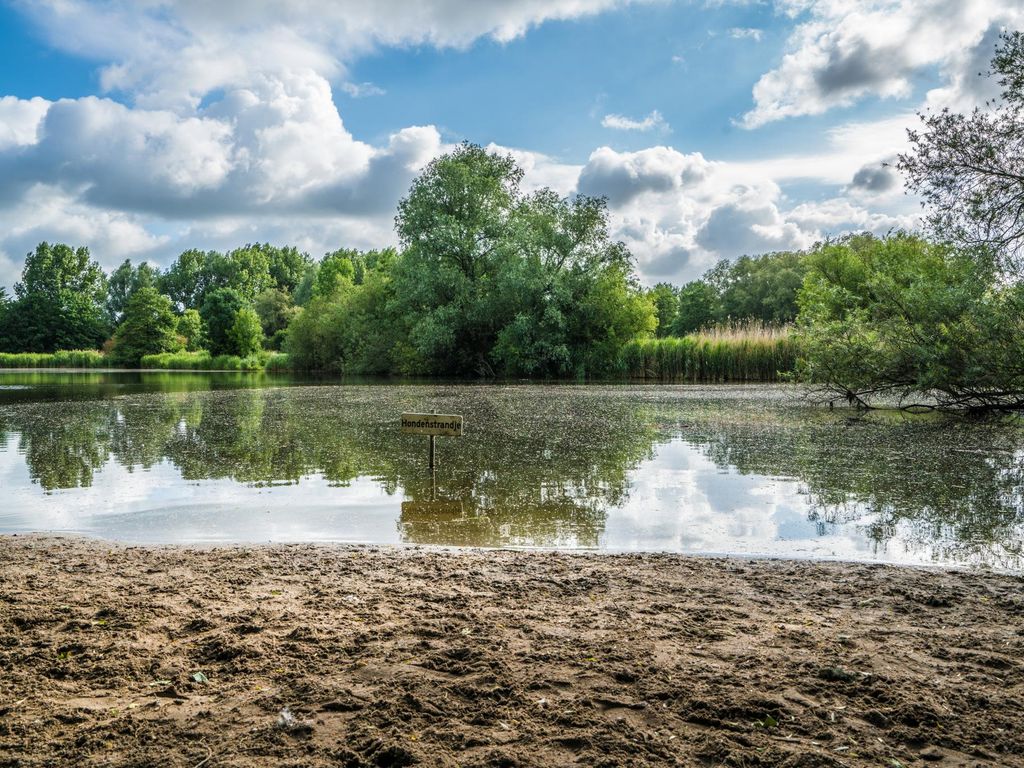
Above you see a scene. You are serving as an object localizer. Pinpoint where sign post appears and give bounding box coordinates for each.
[400,411,464,471]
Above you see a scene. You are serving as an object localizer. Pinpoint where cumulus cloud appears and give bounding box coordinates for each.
[741,0,1024,128]
[849,159,899,194]
[0,96,50,151]
[0,72,441,220]
[601,110,670,132]
[17,0,655,109]
[0,187,170,289]
[578,146,710,205]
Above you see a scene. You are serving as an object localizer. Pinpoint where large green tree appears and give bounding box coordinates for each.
[389,143,653,376]
[111,286,182,365]
[106,259,159,323]
[229,307,264,358]
[673,280,719,334]
[201,287,247,356]
[391,143,523,375]
[0,243,109,352]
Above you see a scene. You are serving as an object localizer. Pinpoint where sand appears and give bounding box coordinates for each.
[1,536,1022,767]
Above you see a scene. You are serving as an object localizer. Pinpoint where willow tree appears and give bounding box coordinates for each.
[898,31,1024,272]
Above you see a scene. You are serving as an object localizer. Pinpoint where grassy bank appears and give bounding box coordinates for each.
[0,350,291,371]
[139,350,289,371]
[0,350,108,368]
[622,325,798,382]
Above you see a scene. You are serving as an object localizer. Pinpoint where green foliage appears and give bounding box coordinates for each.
[719,251,806,324]
[674,280,718,334]
[264,244,312,293]
[0,350,108,368]
[160,244,307,311]
[648,283,679,337]
[229,307,264,358]
[159,249,213,311]
[795,233,1024,411]
[106,259,158,323]
[111,287,183,366]
[139,350,269,370]
[285,262,395,373]
[314,249,357,297]
[622,325,797,382]
[384,143,654,377]
[0,243,109,353]
[200,288,247,356]
[176,309,204,351]
[253,289,298,349]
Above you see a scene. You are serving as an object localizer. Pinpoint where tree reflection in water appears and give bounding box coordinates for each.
[0,375,1021,564]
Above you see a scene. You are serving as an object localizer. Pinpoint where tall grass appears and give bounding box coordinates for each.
[621,323,798,382]
[140,351,269,370]
[0,349,292,371]
[0,350,108,368]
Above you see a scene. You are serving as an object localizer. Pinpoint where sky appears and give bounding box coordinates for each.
[0,0,1020,291]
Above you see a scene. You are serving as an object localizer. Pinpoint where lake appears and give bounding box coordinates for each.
[1,371,1022,570]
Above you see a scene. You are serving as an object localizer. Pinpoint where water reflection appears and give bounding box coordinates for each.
[0,373,1021,569]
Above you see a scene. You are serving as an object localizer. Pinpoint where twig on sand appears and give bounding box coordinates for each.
[193,744,213,768]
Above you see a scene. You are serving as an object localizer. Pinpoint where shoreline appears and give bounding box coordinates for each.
[2,536,1022,767]
[2,532,1017,576]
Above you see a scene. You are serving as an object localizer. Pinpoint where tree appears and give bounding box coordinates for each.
[392,143,522,374]
[176,309,204,351]
[719,251,806,324]
[253,288,298,349]
[111,287,182,365]
[264,244,312,293]
[160,249,212,311]
[0,242,109,352]
[229,308,264,358]
[106,259,159,323]
[314,250,357,297]
[796,233,1024,412]
[201,288,247,356]
[221,246,274,302]
[673,280,719,334]
[648,283,679,337]
[897,31,1024,271]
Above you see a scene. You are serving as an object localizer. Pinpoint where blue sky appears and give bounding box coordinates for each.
[0,0,1019,289]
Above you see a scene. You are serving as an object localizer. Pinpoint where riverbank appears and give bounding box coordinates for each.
[1,538,1021,767]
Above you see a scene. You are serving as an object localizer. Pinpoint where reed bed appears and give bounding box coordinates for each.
[0,350,108,368]
[621,323,798,382]
[139,351,271,370]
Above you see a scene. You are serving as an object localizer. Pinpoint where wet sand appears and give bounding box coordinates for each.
[1,536,1022,767]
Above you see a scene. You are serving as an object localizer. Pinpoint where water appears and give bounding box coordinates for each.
[1,371,1022,570]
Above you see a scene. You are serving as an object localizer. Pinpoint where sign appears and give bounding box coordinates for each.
[400,413,464,437]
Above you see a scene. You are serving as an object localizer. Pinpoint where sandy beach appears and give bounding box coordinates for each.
[1,536,1022,767]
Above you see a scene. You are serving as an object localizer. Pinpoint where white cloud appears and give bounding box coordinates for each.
[17,0,657,110]
[0,186,170,289]
[0,96,50,151]
[339,81,386,98]
[601,110,670,132]
[728,27,764,41]
[741,0,1024,128]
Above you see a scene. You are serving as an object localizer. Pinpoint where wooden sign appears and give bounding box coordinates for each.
[400,413,464,437]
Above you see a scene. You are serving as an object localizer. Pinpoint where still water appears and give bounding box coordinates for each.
[1,371,1022,570]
